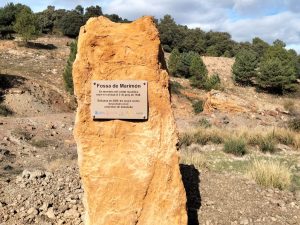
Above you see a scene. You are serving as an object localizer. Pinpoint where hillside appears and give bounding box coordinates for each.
[0,37,300,225]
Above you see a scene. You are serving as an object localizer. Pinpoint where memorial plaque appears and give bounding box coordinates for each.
[91,80,148,119]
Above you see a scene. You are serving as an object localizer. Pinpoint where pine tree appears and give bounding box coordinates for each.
[190,54,208,88]
[203,73,221,91]
[63,40,77,94]
[232,49,258,85]
[13,8,39,44]
[257,45,297,93]
[176,52,194,78]
[252,37,269,58]
[168,48,180,76]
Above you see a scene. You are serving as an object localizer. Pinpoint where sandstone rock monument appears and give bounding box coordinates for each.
[73,16,187,225]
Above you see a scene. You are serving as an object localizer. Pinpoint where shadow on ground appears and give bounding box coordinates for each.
[0,73,26,90]
[0,74,25,116]
[26,42,57,50]
[180,164,201,225]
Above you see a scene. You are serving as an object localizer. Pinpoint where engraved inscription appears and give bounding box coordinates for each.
[91,80,148,119]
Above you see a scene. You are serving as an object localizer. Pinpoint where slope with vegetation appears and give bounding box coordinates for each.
[233,40,299,94]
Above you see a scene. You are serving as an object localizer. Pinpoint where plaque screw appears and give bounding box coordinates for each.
[143,83,146,85]
[93,82,96,85]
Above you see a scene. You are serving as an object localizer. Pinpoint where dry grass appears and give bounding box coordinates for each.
[179,126,300,150]
[193,128,225,145]
[223,137,247,156]
[248,159,291,190]
[179,127,228,147]
[288,117,300,132]
[271,128,300,148]
[180,149,207,170]
[45,158,76,172]
[283,99,296,114]
[179,132,195,147]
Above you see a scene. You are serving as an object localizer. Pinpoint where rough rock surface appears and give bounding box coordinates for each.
[203,90,257,114]
[73,16,187,225]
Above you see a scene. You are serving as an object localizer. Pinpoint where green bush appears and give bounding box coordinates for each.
[192,100,204,114]
[58,10,83,38]
[176,52,197,78]
[63,40,77,94]
[169,81,183,95]
[203,73,221,91]
[232,49,258,85]
[0,3,31,39]
[224,137,247,156]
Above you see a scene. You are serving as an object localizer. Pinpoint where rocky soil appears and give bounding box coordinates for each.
[0,36,300,225]
[200,171,300,225]
[0,166,84,225]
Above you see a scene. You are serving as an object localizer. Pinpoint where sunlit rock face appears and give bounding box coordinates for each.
[73,16,187,225]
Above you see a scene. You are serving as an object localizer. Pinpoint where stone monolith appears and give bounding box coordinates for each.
[73,16,187,225]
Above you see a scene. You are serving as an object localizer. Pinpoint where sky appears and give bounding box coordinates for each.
[1,0,300,53]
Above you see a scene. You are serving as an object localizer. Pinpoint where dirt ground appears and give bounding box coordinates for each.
[0,37,300,225]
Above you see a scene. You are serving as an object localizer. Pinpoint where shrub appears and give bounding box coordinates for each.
[193,128,224,145]
[223,137,247,156]
[258,136,276,153]
[273,130,295,146]
[180,149,207,170]
[12,128,33,140]
[232,49,258,85]
[198,118,211,128]
[288,117,300,132]
[63,40,77,94]
[170,80,183,95]
[192,100,204,114]
[248,160,291,190]
[247,133,264,146]
[30,139,52,148]
[193,131,210,145]
[203,73,221,91]
[244,128,300,150]
[178,133,194,147]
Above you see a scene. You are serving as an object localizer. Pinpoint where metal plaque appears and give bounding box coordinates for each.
[91,80,148,120]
